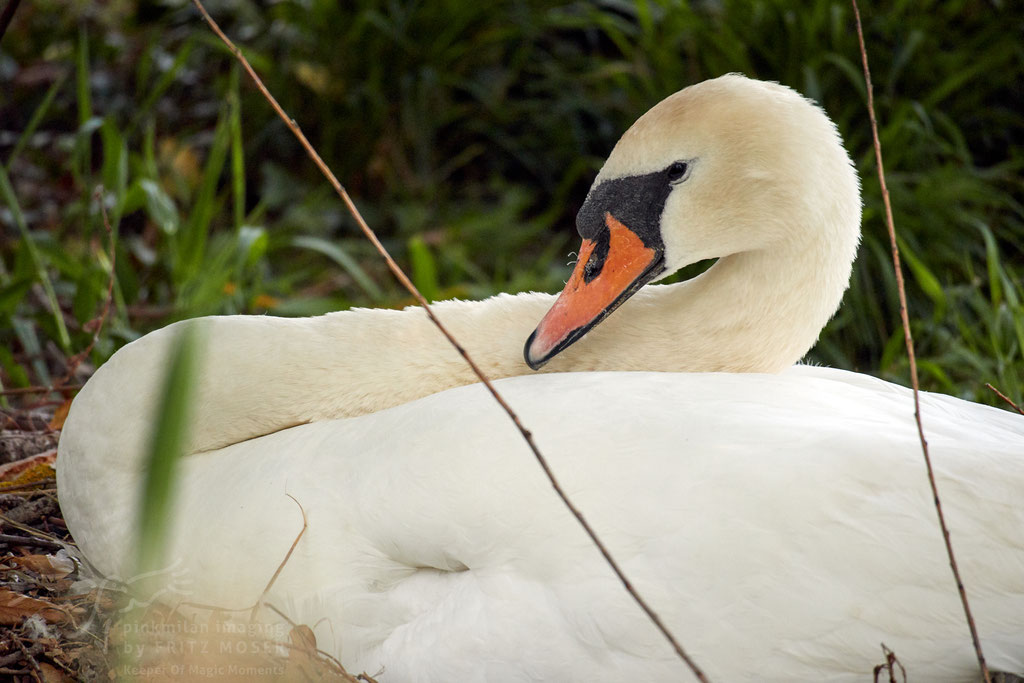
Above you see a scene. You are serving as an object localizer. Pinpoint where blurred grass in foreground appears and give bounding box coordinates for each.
[136,323,201,578]
[0,0,1021,405]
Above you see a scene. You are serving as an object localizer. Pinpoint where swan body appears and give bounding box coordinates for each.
[57,74,1024,681]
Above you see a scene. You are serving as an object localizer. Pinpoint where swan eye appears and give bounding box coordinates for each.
[667,161,689,182]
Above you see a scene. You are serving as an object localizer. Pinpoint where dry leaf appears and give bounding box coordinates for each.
[10,551,75,579]
[0,588,70,625]
[0,451,57,486]
[78,589,118,613]
[49,399,73,430]
[289,623,317,654]
[39,662,74,683]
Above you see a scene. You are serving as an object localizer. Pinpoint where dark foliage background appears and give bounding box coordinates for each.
[1,0,1022,404]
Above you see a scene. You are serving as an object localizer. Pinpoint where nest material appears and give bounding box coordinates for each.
[0,401,376,682]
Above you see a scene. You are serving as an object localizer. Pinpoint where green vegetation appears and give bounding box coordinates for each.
[1,0,1021,405]
[135,323,201,577]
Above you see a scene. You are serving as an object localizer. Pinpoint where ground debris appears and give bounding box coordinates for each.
[0,429,59,465]
[0,402,377,681]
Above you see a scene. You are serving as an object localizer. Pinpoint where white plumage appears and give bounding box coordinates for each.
[57,74,1024,681]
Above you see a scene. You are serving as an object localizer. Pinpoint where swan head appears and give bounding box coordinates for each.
[524,73,861,370]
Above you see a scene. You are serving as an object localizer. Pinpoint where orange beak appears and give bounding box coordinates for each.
[524,212,664,369]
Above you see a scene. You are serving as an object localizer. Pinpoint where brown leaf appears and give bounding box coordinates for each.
[0,451,57,488]
[0,588,70,625]
[48,400,73,430]
[289,624,317,654]
[39,662,74,683]
[74,588,117,612]
[9,553,75,579]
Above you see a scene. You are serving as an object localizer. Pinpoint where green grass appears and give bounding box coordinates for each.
[135,323,201,577]
[0,0,1021,406]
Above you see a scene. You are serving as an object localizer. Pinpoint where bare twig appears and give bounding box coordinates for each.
[189,2,708,680]
[851,2,990,681]
[0,385,82,397]
[0,532,64,550]
[13,637,44,683]
[985,383,1024,415]
[0,511,64,543]
[0,642,42,669]
[251,494,307,623]
[0,0,22,44]
[872,643,907,683]
[263,603,377,683]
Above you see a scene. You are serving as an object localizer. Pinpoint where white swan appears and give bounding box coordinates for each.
[57,74,1024,682]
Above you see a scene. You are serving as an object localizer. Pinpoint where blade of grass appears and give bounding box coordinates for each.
[121,326,201,677]
[11,316,51,390]
[4,73,67,172]
[229,64,245,231]
[55,188,119,389]
[178,108,231,286]
[291,235,384,301]
[138,178,181,237]
[127,39,196,138]
[76,26,94,235]
[72,32,94,129]
[0,164,72,350]
[897,236,946,321]
[135,323,202,576]
[407,234,439,303]
[100,119,129,218]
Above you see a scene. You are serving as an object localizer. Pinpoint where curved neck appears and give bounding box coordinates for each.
[75,237,851,456]
[541,241,851,375]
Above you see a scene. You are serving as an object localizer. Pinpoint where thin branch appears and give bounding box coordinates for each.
[985,383,1024,415]
[0,642,42,669]
[872,643,907,683]
[189,2,708,680]
[851,3,990,681]
[0,0,22,44]
[263,603,376,683]
[0,512,65,544]
[13,637,44,683]
[0,385,82,397]
[0,532,64,550]
[251,494,308,623]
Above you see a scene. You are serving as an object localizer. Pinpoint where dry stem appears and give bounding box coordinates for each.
[251,494,308,623]
[851,2,990,680]
[0,385,82,397]
[263,602,377,683]
[190,4,708,679]
[0,532,63,550]
[0,0,22,44]
[985,383,1024,415]
[872,643,907,683]
[13,637,44,683]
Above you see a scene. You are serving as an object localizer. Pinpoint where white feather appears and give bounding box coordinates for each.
[57,74,1024,682]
